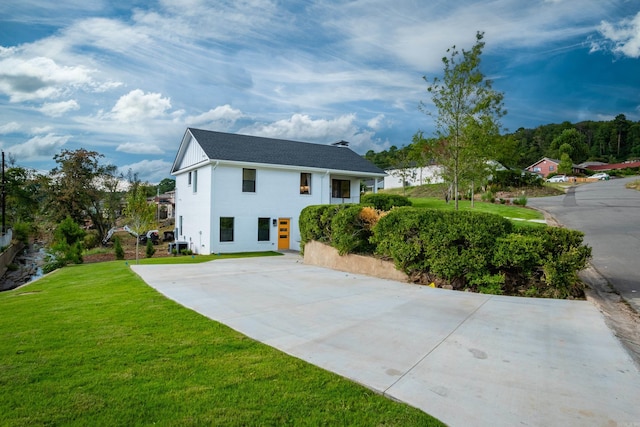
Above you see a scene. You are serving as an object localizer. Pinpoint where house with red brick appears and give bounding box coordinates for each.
[526,158,561,178]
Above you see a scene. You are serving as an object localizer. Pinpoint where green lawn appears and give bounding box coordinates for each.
[0,259,443,426]
[409,197,544,222]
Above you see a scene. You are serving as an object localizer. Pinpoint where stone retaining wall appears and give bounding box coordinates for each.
[303,240,408,282]
[0,242,24,279]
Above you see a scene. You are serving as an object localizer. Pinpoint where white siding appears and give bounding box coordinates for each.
[175,163,363,254]
[177,135,208,170]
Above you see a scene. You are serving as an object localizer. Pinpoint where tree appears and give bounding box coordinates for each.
[157,178,175,194]
[48,149,119,238]
[558,153,573,175]
[420,31,506,209]
[549,129,588,163]
[124,186,155,264]
[51,216,85,266]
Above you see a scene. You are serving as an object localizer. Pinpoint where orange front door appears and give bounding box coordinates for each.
[277,218,290,250]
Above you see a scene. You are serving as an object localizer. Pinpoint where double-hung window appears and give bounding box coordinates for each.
[243,168,256,192]
[300,173,311,194]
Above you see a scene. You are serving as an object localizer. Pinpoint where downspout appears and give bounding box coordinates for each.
[210,161,219,254]
[323,170,330,204]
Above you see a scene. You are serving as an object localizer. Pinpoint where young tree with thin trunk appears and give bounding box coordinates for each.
[419,31,506,210]
[124,187,155,265]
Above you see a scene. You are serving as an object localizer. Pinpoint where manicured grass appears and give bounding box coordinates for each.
[409,197,544,221]
[137,251,283,265]
[0,261,443,426]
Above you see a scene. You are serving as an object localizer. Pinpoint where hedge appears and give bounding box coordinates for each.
[360,193,412,211]
[298,203,591,298]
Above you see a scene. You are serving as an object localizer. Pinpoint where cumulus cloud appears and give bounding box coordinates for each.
[367,114,386,130]
[240,113,359,143]
[239,113,385,153]
[110,89,172,123]
[5,133,70,159]
[0,122,21,134]
[186,105,244,128]
[591,12,640,58]
[0,55,95,102]
[119,159,173,184]
[39,99,80,117]
[116,142,164,155]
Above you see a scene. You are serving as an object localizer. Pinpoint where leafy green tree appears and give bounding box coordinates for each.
[157,178,175,194]
[420,31,506,209]
[558,153,573,175]
[124,186,155,264]
[48,149,119,238]
[51,216,86,266]
[549,129,588,163]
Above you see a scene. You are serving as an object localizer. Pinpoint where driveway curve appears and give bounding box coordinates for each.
[132,254,640,427]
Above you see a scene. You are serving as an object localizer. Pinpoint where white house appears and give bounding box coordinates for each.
[171,128,386,253]
[383,165,443,189]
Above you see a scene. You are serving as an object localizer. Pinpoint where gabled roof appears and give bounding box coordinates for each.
[172,128,385,176]
[526,157,560,170]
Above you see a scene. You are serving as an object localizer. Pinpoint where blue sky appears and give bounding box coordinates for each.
[1,0,639,183]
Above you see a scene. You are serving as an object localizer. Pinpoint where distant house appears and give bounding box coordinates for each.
[383,165,443,189]
[526,158,560,178]
[585,160,640,172]
[171,128,386,254]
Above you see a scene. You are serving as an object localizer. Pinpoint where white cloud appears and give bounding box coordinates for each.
[0,55,95,102]
[367,114,386,130]
[6,133,70,160]
[238,113,386,153]
[39,99,80,117]
[0,122,21,134]
[116,142,164,155]
[110,89,172,123]
[119,159,172,184]
[592,12,640,58]
[240,113,359,142]
[186,105,244,128]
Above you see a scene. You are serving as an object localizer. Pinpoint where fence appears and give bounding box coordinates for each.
[0,229,12,248]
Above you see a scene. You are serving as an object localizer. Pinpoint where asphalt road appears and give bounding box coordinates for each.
[528,177,640,312]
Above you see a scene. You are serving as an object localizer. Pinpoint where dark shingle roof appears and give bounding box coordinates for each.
[185,128,385,175]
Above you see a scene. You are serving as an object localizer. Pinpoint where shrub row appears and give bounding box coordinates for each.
[300,199,591,298]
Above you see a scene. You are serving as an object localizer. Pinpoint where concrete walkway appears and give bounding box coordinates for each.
[131,254,640,427]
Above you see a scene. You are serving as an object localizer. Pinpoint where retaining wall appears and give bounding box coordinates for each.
[303,240,408,282]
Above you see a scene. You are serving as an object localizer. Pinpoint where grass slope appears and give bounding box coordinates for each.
[0,260,442,426]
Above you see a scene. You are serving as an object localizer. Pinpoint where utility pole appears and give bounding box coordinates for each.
[1,151,5,235]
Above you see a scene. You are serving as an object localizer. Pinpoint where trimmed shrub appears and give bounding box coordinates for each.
[114,236,125,260]
[146,238,156,258]
[372,208,513,287]
[299,204,353,252]
[83,230,101,249]
[360,193,412,211]
[331,205,376,255]
[493,234,544,280]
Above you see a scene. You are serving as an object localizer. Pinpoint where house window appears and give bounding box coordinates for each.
[258,217,270,241]
[331,179,351,198]
[243,168,256,192]
[220,217,234,242]
[300,173,311,194]
[188,171,192,186]
[178,215,183,237]
[533,167,541,172]
[549,165,555,171]
[192,170,198,193]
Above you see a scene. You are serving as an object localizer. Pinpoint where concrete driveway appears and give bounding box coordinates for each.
[132,254,640,427]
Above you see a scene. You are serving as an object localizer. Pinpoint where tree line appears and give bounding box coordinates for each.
[366,115,640,173]
[3,148,175,250]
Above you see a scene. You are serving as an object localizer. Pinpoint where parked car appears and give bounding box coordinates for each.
[546,175,568,183]
[591,172,610,180]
